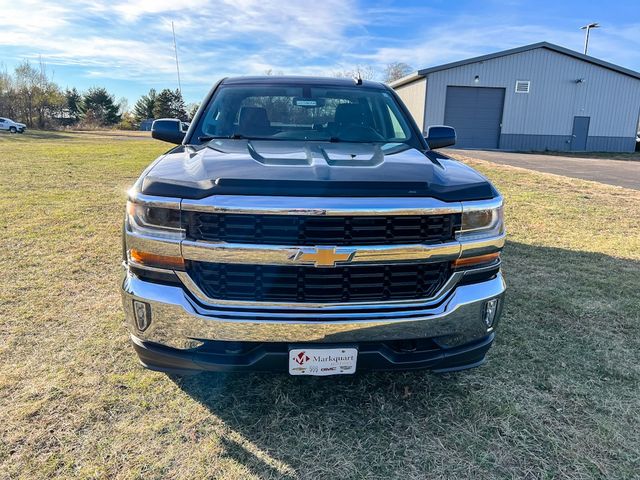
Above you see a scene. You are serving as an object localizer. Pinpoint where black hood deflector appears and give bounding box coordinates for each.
[141,140,497,201]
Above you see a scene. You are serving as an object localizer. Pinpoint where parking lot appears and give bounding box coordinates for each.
[1,131,639,479]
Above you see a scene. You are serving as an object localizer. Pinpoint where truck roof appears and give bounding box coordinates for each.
[220,75,387,89]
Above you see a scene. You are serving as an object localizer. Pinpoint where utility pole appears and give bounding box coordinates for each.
[172,21,182,93]
[581,22,600,55]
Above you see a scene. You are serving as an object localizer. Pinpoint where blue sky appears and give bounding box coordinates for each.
[1,0,638,106]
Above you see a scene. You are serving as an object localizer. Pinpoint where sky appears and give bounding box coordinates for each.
[0,0,638,106]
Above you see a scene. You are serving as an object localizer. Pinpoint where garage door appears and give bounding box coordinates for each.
[444,86,505,149]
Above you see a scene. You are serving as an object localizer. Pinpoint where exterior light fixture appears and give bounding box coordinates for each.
[580,22,600,55]
[474,75,480,84]
[483,298,499,328]
[133,300,152,331]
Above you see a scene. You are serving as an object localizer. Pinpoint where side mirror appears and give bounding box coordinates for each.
[151,118,186,144]
[424,125,456,150]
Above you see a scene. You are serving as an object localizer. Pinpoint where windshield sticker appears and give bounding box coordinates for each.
[294,99,318,107]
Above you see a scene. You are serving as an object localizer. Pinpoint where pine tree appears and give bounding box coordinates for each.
[171,89,188,121]
[153,89,173,119]
[81,87,121,126]
[133,88,157,121]
[153,88,187,120]
[65,88,82,122]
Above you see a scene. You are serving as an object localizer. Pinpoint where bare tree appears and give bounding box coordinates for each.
[186,102,200,121]
[333,65,377,81]
[0,66,16,119]
[117,97,129,116]
[383,62,413,84]
[13,60,64,128]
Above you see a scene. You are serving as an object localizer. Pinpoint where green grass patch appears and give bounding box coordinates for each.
[1,133,639,479]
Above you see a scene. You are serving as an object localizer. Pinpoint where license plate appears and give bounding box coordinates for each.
[288,347,358,376]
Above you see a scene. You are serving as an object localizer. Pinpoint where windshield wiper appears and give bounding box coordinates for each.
[198,134,245,141]
[199,133,265,141]
[329,136,380,143]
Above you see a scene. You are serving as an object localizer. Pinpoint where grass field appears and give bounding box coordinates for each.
[1,130,639,479]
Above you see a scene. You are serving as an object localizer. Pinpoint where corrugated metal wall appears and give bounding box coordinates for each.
[394,78,427,131]
[417,48,640,151]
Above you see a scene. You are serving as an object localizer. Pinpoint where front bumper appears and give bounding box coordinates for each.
[121,267,505,374]
[131,332,496,375]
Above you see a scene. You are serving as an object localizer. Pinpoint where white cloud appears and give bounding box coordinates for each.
[357,17,640,75]
[0,0,638,99]
[0,0,365,84]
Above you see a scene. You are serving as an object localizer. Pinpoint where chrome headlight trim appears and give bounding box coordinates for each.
[457,196,504,241]
[126,196,185,241]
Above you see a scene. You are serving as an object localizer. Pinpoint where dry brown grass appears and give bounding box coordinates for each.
[1,132,639,479]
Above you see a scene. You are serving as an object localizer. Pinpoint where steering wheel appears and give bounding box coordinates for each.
[337,124,385,142]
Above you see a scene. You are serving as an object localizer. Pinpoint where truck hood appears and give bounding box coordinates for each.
[141,140,497,201]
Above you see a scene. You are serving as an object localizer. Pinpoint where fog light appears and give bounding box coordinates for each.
[133,300,151,331]
[483,298,499,328]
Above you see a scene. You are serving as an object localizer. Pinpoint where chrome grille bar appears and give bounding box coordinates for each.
[181,195,462,216]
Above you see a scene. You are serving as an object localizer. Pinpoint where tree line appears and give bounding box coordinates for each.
[0,60,195,130]
[0,61,125,128]
[132,88,198,123]
[0,60,411,130]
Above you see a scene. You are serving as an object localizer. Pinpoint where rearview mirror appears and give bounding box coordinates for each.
[425,125,456,150]
[151,118,186,144]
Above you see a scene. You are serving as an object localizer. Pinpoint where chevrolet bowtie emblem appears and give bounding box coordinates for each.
[291,247,355,267]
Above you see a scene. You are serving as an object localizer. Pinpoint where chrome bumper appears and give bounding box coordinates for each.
[121,267,505,350]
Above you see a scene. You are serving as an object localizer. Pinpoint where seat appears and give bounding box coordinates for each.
[334,103,370,128]
[327,103,376,139]
[237,107,273,137]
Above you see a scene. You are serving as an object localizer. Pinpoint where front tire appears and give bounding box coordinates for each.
[9,127,16,133]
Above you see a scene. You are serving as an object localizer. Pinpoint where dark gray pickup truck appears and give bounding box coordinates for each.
[122,76,505,376]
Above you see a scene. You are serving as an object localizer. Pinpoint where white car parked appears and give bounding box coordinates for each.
[0,117,26,133]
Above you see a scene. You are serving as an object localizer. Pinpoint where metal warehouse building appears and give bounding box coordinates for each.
[391,42,640,152]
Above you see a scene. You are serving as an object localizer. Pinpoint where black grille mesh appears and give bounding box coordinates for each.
[184,212,460,246]
[187,262,451,303]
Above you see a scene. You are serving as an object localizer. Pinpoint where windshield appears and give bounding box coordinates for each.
[193,84,414,144]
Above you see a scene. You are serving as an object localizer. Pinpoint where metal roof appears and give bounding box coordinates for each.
[390,42,640,87]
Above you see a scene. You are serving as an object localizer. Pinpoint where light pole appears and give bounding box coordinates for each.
[581,22,600,55]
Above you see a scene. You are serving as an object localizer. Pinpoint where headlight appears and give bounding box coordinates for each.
[457,202,504,241]
[126,201,184,240]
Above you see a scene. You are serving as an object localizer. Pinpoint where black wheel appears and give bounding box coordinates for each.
[9,127,16,133]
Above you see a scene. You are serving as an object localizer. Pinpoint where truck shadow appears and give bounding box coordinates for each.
[169,241,639,478]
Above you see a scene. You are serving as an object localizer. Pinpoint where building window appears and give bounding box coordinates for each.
[515,80,531,93]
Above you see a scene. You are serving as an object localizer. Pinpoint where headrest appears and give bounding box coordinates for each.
[334,103,368,126]
[238,107,270,131]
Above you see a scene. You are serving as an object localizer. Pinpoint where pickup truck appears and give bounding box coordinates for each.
[0,117,26,133]
[122,76,506,376]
